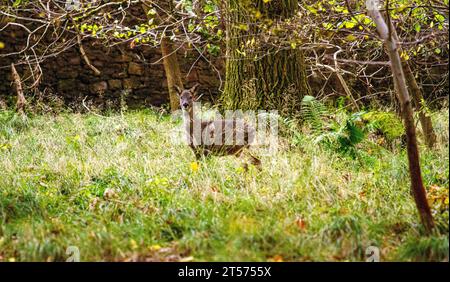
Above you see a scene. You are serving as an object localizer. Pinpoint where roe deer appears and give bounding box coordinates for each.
[176,84,261,168]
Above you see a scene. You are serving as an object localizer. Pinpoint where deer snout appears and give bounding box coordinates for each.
[182,102,189,109]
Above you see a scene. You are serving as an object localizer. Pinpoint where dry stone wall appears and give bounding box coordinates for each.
[0,26,223,110]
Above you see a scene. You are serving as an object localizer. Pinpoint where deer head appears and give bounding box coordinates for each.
[175,83,199,111]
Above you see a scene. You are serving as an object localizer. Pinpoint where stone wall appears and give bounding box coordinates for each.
[2,22,446,111]
[0,27,223,110]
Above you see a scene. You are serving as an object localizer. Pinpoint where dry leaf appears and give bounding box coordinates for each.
[268,255,283,262]
[295,217,307,231]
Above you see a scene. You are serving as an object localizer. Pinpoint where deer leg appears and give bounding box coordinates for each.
[233,149,248,172]
[191,147,203,160]
[237,149,261,171]
[245,150,262,170]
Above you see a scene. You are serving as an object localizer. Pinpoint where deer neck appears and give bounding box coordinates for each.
[182,107,196,145]
[182,107,194,125]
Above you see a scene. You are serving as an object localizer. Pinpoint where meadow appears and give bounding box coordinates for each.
[0,106,448,262]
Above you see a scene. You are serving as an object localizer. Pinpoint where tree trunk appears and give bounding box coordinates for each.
[222,0,311,117]
[11,63,26,115]
[367,0,434,234]
[389,24,437,149]
[161,36,184,111]
[142,1,183,112]
[402,61,437,149]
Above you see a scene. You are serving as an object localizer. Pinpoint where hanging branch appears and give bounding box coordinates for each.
[77,33,101,76]
[366,0,434,234]
[333,48,360,111]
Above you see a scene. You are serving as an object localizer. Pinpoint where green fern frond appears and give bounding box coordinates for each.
[300,95,328,132]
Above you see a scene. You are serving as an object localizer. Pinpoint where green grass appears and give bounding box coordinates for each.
[0,108,448,262]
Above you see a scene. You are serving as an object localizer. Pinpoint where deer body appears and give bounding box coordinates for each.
[177,85,260,166]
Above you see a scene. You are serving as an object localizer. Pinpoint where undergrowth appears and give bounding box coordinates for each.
[0,105,448,262]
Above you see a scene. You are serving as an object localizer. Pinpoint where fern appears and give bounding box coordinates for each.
[279,116,304,146]
[314,112,366,156]
[300,95,327,132]
[299,96,367,155]
[336,112,367,154]
[295,96,404,156]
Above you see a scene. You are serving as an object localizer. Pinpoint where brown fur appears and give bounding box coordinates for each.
[177,85,261,167]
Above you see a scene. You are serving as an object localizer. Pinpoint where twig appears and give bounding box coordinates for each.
[77,34,101,76]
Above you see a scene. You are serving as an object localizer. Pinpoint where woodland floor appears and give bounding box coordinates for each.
[0,108,448,262]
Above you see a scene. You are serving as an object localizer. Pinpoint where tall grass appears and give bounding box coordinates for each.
[0,108,448,261]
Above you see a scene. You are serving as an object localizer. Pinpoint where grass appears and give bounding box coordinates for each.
[0,107,448,262]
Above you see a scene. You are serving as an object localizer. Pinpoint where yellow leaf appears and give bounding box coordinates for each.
[344,21,356,29]
[307,6,318,14]
[400,51,410,61]
[147,8,157,16]
[322,23,333,30]
[345,35,357,41]
[0,42,5,49]
[395,5,408,13]
[130,239,138,250]
[149,244,161,251]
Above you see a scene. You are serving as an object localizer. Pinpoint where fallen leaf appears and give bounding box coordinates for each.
[295,217,307,231]
[268,255,283,262]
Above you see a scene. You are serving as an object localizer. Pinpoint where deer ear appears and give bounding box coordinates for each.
[190,83,200,95]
